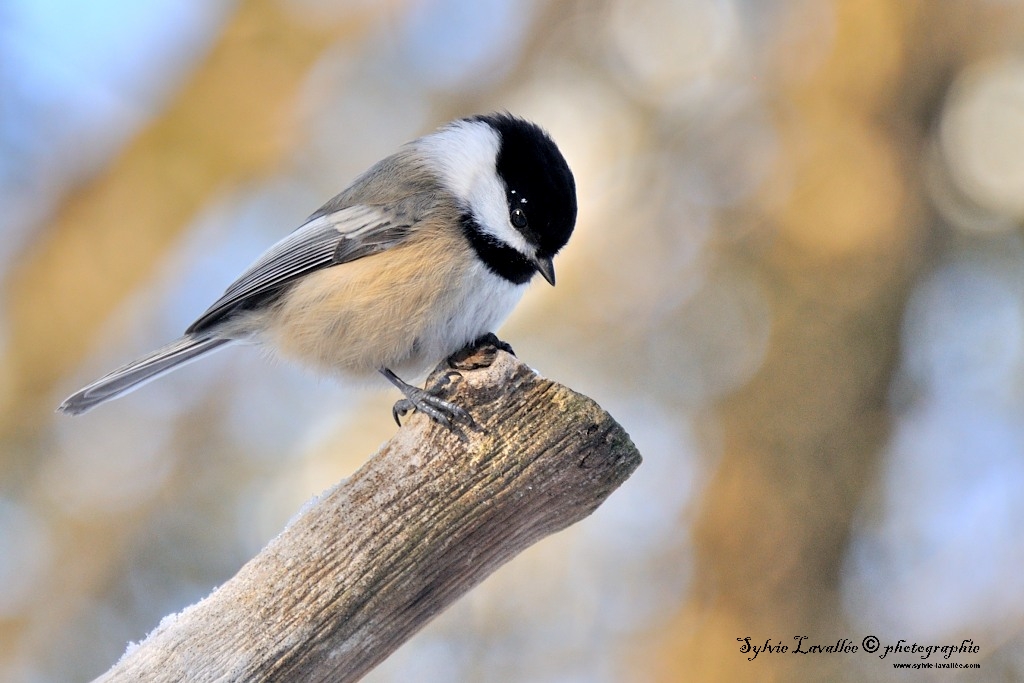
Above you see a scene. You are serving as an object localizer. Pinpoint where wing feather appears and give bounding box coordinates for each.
[186,204,414,333]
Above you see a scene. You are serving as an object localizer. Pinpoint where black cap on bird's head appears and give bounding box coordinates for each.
[468,113,577,286]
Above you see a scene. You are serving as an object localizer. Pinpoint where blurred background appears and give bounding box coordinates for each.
[1,0,1023,680]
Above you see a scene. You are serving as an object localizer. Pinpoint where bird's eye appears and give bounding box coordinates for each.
[510,207,528,229]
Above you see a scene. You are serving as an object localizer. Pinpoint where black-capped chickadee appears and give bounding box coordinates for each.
[58,114,577,425]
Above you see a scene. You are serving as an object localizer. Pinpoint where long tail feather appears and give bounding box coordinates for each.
[58,335,231,415]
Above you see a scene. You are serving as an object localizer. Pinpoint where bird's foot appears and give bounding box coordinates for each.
[381,368,471,428]
[380,335,514,428]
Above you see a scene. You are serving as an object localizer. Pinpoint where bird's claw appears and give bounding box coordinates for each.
[390,370,471,428]
[382,335,513,429]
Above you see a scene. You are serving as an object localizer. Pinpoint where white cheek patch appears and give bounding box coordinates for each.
[417,120,533,256]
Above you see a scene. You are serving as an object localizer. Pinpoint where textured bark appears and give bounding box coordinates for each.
[95,342,641,683]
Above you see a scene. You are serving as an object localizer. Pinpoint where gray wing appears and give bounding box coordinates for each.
[186,203,415,334]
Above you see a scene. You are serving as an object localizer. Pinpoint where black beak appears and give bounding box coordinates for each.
[533,255,556,286]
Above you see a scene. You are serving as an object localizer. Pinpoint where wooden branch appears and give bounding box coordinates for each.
[95,341,642,683]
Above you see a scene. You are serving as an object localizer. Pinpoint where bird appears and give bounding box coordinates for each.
[58,113,577,426]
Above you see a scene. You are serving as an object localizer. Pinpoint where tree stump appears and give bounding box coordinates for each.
[95,340,642,682]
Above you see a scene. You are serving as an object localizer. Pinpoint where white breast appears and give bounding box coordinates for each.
[399,261,526,378]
